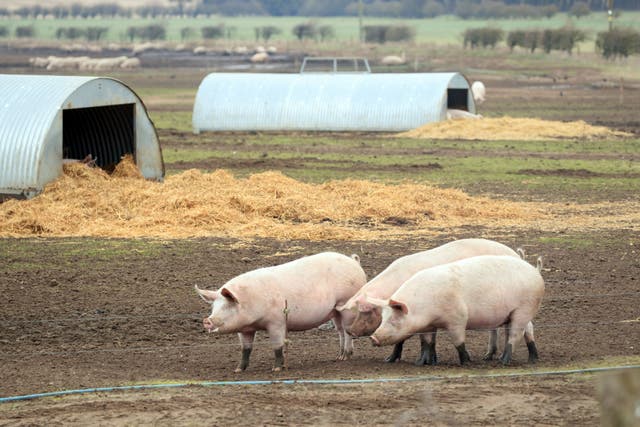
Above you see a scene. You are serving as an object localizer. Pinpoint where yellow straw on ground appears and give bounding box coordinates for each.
[0,156,543,240]
[397,117,631,141]
[2,156,637,240]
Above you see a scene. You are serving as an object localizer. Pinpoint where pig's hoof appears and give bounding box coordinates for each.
[234,368,243,373]
[337,351,353,361]
[499,353,512,365]
[526,341,539,363]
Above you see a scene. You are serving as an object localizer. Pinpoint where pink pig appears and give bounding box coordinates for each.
[369,255,545,365]
[195,252,366,372]
[338,238,529,364]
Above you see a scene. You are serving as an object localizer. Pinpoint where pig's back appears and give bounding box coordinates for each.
[254,252,366,329]
[361,239,519,298]
[422,239,519,265]
[410,255,542,296]
[273,252,365,292]
[422,255,544,328]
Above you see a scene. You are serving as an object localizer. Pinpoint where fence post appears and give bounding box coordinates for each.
[598,368,640,427]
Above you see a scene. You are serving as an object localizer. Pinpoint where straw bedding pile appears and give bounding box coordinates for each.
[398,117,631,141]
[0,157,544,240]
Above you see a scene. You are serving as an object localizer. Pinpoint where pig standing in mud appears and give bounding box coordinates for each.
[368,255,545,365]
[195,252,366,372]
[338,238,533,365]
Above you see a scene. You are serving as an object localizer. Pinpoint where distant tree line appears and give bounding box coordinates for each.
[0,0,637,19]
[465,25,640,58]
[466,26,587,54]
[56,26,109,41]
[126,24,167,41]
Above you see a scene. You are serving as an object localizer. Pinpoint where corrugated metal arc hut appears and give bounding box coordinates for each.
[0,74,164,199]
[192,71,475,132]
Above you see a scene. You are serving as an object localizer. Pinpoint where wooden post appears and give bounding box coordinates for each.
[619,77,624,105]
[598,368,640,427]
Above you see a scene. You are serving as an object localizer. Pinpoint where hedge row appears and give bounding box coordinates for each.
[125,24,166,41]
[472,26,639,58]
[595,28,640,58]
[55,27,109,41]
[291,23,336,42]
[364,25,415,44]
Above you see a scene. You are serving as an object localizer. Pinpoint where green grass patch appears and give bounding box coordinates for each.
[161,137,640,202]
[2,12,640,52]
[150,111,192,132]
[0,238,171,272]
[537,235,597,250]
[170,133,640,156]
[162,148,217,164]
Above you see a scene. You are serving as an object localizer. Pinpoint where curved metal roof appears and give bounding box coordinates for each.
[192,72,475,132]
[0,74,164,198]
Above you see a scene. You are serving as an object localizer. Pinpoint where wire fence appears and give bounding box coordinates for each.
[1,291,637,326]
[0,290,637,360]
[2,319,638,360]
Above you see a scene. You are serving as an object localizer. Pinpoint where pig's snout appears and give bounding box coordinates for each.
[203,317,217,332]
[370,335,381,346]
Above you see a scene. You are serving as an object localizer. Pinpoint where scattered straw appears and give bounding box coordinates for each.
[1,158,637,240]
[397,116,632,141]
[0,158,546,240]
[111,154,144,179]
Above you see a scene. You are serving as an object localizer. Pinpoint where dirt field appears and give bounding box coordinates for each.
[1,228,639,425]
[1,47,640,425]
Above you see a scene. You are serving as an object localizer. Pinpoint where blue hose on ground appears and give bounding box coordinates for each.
[1,364,638,404]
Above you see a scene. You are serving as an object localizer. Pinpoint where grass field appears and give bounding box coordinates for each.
[2,12,640,52]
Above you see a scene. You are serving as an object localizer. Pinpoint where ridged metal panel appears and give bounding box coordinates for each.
[0,75,92,196]
[0,74,164,198]
[193,72,475,132]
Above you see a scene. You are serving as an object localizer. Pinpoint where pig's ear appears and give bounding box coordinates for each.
[336,294,359,312]
[389,299,408,315]
[363,294,388,308]
[195,285,218,303]
[221,288,239,304]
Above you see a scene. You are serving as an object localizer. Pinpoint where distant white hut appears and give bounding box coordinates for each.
[192,64,476,132]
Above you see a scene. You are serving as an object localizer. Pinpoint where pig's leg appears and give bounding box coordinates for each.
[499,324,511,363]
[500,315,529,365]
[524,321,539,363]
[333,311,354,361]
[235,331,256,373]
[445,324,471,365]
[483,329,499,361]
[415,331,437,366]
[384,341,404,363]
[267,325,287,372]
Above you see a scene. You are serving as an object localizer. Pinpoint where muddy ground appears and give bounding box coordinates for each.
[1,48,640,425]
[1,228,639,425]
